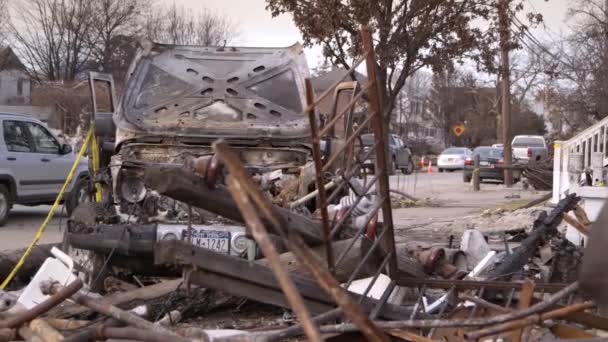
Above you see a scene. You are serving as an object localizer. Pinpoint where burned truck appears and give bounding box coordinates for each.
[63,41,365,288]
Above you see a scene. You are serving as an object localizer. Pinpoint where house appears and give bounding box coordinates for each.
[0,46,31,105]
[392,71,446,153]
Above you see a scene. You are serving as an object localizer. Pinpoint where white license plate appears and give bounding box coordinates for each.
[186,230,230,253]
[448,158,454,162]
[480,161,490,166]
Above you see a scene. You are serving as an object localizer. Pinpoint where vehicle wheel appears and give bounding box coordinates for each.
[65,177,91,217]
[0,185,10,227]
[439,168,444,173]
[404,159,415,175]
[463,174,471,183]
[62,202,108,292]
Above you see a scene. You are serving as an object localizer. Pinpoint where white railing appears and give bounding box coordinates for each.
[552,116,608,245]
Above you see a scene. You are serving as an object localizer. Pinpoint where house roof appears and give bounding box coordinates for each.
[0,47,27,72]
[311,67,367,91]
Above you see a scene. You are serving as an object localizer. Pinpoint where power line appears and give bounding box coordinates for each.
[510,16,576,70]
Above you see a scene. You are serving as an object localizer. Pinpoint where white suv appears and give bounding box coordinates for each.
[0,113,89,226]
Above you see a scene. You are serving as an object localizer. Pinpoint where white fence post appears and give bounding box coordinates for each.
[552,141,563,204]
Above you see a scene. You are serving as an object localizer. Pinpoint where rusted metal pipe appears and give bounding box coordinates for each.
[304,77,335,273]
[314,282,580,332]
[0,279,82,329]
[465,301,595,340]
[226,176,322,342]
[213,141,389,342]
[285,233,390,342]
[42,282,181,339]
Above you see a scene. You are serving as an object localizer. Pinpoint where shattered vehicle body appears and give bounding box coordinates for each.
[63,42,327,283]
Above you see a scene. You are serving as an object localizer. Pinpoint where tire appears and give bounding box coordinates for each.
[439,168,444,173]
[63,202,108,292]
[0,185,10,227]
[463,173,471,183]
[65,177,91,217]
[404,159,415,175]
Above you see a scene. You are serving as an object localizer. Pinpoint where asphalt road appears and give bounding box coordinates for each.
[0,169,543,251]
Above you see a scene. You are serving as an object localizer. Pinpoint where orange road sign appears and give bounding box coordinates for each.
[452,123,465,137]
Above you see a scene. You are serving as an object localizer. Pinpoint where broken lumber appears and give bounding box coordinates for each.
[155,240,419,321]
[42,282,185,340]
[49,279,182,318]
[144,166,324,245]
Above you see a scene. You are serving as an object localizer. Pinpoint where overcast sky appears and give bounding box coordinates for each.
[173,0,571,67]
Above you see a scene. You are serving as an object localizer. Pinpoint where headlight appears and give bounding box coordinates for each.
[232,235,249,253]
[119,171,147,203]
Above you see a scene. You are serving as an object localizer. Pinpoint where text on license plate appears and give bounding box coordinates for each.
[184,230,230,253]
[480,161,489,166]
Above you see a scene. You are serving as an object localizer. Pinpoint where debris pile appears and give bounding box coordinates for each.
[0,26,603,342]
[522,159,554,190]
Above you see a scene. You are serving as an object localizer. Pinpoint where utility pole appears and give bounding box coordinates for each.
[498,0,513,187]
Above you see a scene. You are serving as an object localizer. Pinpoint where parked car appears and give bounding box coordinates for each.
[511,135,548,162]
[462,146,521,183]
[437,147,472,172]
[361,133,415,175]
[0,112,89,226]
[492,143,504,148]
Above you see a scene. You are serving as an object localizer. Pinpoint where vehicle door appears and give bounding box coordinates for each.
[22,121,72,196]
[392,136,408,168]
[1,120,41,199]
[324,81,360,171]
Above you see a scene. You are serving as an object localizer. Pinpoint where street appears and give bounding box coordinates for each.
[0,169,544,251]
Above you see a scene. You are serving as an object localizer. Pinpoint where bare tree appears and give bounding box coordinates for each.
[87,0,150,81]
[142,3,239,46]
[10,0,95,81]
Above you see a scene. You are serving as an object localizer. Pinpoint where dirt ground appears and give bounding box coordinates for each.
[0,169,547,251]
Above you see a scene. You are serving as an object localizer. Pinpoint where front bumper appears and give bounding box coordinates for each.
[66,222,252,257]
[438,162,465,169]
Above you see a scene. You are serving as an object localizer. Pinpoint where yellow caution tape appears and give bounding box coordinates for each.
[90,133,102,202]
[0,128,95,289]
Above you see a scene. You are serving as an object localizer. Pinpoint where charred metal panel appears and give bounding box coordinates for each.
[115,43,313,144]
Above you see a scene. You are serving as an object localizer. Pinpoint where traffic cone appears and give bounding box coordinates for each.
[427,160,433,174]
[420,156,425,168]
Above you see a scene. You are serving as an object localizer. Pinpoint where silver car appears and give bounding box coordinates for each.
[0,112,89,226]
[437,147,472,172]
